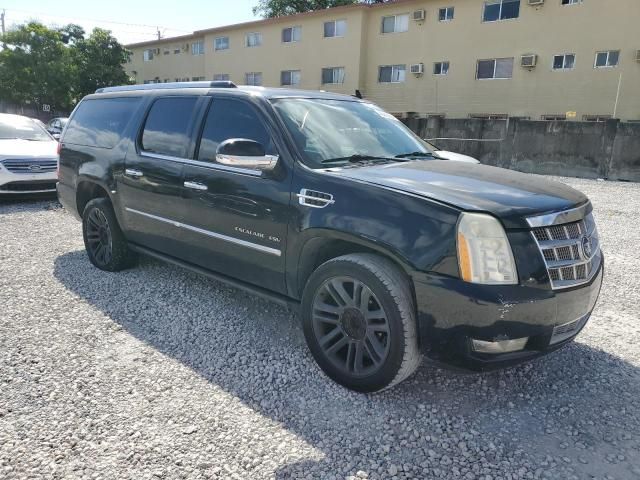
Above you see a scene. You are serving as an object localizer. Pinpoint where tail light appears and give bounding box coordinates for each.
[56,142,62,179]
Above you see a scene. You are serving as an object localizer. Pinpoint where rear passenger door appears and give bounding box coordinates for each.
[178,95,292,294]
[118,95,203,256]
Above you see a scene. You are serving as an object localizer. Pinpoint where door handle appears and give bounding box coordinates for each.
[125,168,144,178]
[184,181,208,191]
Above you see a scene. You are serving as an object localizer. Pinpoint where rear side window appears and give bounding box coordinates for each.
[141,97,198,157]
[64,97,141,149]
[197,98,273,162]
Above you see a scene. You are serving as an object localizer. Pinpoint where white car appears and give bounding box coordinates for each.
[0,114,59,195]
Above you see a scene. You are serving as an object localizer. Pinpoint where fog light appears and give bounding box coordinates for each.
[471,337,529,354]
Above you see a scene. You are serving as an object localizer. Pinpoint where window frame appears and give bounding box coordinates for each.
[191,41,205,56]
[561,0,582,5]
[378,65,407,84]
[321,67,346,85]
[280,70,301,86]
[541,114,567,121]
[143,49,154,62]
[282,26,302,43]
[433,61,450,75]
[439,7,455,21]
[594,50,620,68]
[552,53,576,71]
[381,13,410,34]
[482,0,521,23]
[476,58,514,80]
[245,32,263,48]
[213,73,230,81]
[214,36,230,51]
[245,72,263,86]
[324,19,347,38]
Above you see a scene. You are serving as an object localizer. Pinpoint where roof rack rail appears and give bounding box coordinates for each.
[95,81,238,94]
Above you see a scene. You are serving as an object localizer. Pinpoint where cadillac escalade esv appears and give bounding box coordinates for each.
[57,82,603,392]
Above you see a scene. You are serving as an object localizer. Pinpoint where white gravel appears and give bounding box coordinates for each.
[1,177,639,480]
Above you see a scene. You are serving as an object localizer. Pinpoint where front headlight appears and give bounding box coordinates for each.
[456,213,518,285]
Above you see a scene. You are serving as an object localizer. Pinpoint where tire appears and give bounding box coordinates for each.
[301,253,421,393]
[82,197,137,272]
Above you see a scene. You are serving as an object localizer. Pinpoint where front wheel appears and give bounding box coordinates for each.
[302,254,421,392]
[82,197,137,272]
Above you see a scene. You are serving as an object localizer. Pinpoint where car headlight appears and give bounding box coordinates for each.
[456,212,518,285]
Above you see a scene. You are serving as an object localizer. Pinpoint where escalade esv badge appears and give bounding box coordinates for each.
[57,81,604,393]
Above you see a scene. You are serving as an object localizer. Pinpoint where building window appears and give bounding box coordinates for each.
[378,65,406,83]
[213,74,230,81]
[439,7,455,21]
[214,36,229,51]
[163,49,170,55]
[541,114,567,121]
[282,26,302,43]
[594,50,620,68]
[321,67,345,84]
[245,72,263,86]
[583,115,612,122]
[246,32,263,47]
[192,76,205,81]
[281,70,301,86]
[191,41,204,55]
[476,58,514,79]
[433,61,450,75]
[553,54,575,70]
[143,49,154,62]
[174,48,181,54]
[324,20,347,38]
[381,14,409,34]
[483,0,520,22]
[562,0,582,5]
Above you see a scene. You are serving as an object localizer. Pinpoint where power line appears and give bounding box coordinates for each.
[3,7,191,33]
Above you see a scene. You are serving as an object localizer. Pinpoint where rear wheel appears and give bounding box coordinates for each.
[302,253,421,392]
[82,198,136,271]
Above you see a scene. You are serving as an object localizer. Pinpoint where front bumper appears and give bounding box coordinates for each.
[413,260,604,371]
[0,168,58,194]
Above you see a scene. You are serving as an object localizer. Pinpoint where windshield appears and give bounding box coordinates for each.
[272,98,433,168]
[0,116,52,141]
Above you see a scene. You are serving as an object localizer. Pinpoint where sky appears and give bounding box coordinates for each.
[2,0,260,44]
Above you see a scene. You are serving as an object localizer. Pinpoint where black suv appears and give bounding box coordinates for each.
[57,82,603,392]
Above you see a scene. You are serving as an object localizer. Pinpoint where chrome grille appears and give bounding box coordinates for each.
[1,158,58,174]
[531,212,602,290]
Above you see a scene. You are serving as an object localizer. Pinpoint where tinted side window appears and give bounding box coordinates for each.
[64,97,141,149]
[141,97,198,157]
[197,98,273,162]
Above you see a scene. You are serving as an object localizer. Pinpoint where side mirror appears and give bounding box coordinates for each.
[216,138,279,172]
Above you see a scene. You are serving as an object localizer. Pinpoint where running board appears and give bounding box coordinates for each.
[128,244,299,310]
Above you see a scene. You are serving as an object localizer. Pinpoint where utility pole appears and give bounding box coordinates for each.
[156,27,162,40]
[1,10,6,37]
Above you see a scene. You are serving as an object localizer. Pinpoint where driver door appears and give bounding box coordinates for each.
[177,96,292,294]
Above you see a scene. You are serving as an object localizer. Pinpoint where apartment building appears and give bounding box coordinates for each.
[125,0,640,121]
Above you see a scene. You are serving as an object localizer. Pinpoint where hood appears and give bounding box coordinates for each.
[0,139,58,159]
[335,160,588,229]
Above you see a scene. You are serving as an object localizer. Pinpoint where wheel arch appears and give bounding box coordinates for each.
[76,180,110,217]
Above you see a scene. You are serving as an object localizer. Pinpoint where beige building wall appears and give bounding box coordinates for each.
[125,0,640,121]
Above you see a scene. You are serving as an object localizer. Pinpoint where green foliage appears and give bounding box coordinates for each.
[0,22,133,111]
[253,0,386,18]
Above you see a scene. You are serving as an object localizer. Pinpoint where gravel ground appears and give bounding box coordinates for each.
[1,177,639,480]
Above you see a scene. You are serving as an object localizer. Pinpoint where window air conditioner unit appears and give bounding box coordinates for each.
[410,63,424,75]
[636,50,640,62]
[521,54,538,68]
[153,48,161,55]
[413,10,426,21]
[183,43,190,51]
[528,0,544,5]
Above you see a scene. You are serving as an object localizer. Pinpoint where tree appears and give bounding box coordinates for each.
[253,0,386,18]
[71,28,133,100]
[0,22,132,113]
[0,22,74,111]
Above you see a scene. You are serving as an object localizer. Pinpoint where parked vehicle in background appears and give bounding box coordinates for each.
[0,114,59,196]
[423,141,480,164]
[57,82,603,392]
[46,117,68,140]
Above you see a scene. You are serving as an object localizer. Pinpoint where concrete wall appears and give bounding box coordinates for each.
[405,116,640,182]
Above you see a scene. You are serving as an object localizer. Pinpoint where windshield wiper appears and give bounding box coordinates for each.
[394,151,437,159]
[321,154,404,165]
